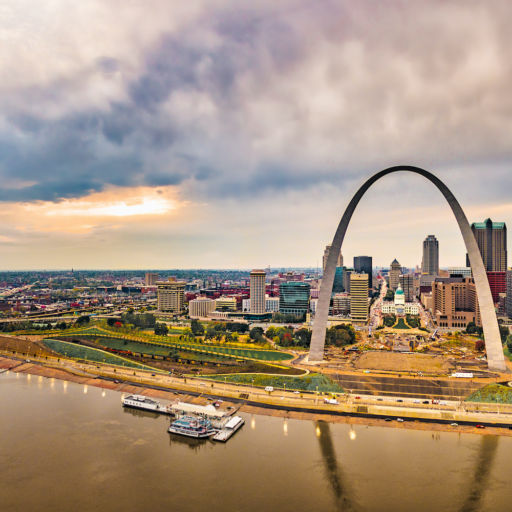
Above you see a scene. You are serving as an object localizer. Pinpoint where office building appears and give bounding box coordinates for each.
[422,235,439,276]
[331,293,350,315]
[332,266,344,294]
[250,269,266,315]
[432,277,481,329]
[507,270,512,319]
[389,259,401,290]
[354,255,372,290]
[399,274,415,302]
[487,271,506,304]
[447,267,472,278]
[215,296,237,312]
[265,297,280,313]
[349,273,369,324]
[157,278,185,313]
[279,282,310,317]
[468,218,507,272]
[342,268,353,294]
[145,272,159,286]
[189,297,215,318]
[323,245,343,272]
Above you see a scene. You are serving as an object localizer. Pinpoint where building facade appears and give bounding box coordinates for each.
[144,272,159,286]
[157,278,185,313]
[432,277,481,329]
[354,255,372,290]
[349,273,369,324]
[215,296,237,311]
[331,292,350,315]
[332,266,344,294]
[399,274,415,302]
[249,269,266,315]
[279,282,310,317]
[469,218,507,272]
[422,235,439,276]
[389,259,401,290]
[189,297,216,318]
[507,270,512,319]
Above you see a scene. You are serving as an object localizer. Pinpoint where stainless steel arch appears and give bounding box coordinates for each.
[309,165,507,372]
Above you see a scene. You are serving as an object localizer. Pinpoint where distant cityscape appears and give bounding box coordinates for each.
[0,217,509,337]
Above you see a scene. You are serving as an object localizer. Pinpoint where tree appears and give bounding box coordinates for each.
[249,326,264,343]
[76,315,90,326]
[294,328,312,347]
[506,334,512,352]
[499,325,509,343]
[191,319,205,336]
[154,323,168,336]
[475,339,485,352]
[326,324,356,347]
[107,317,117,327]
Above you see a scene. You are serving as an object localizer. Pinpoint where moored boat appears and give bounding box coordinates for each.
[168,415,217,438]
[122,394,162,412]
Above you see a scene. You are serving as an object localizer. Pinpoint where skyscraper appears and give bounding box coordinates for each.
[279,282,310,317]
[354,255,372,292]
[422,235,439,276]
[399,274,414,302]
[157,278,185,313]
[468,219,507,303]
[323,245,343,272]
[469,218,507,271]
[389,259,401,290]
[332,266,344,294]
[250,269,266,314]
[350,273,369,324]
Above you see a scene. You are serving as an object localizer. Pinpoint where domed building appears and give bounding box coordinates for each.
[394,283,405,316]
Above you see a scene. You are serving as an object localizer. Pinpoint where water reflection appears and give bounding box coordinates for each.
[459,435,499,512]
[168,432,213,451]
[122,408,161,421]
[316,421,359,511]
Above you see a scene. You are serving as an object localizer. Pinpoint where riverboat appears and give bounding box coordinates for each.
[168,415,217,438]
[122,394,163,412]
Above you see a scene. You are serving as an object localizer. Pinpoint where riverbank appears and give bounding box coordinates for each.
[3,354,512,437]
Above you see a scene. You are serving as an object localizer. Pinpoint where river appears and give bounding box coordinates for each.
[1,371,512,512]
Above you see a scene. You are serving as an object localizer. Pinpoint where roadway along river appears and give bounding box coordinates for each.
[2,371,512,512]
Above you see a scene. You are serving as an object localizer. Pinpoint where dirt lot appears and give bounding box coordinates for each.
[0,335,54,357]
[353,351,453,374]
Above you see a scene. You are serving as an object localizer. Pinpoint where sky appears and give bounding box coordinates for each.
[1,0,512,270]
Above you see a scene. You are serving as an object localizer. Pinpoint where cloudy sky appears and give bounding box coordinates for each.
[0,0,511,269]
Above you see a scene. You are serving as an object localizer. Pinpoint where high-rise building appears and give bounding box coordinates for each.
[145,272,159,286]
[432,277,481,329]
[331,292,351,315]
[250,269,266,315]
[350,273,369,324]
[342,268,353,294]
[468,218,507,272]
[506,270,512,319]
[323,245,343,272]
[399,274,415,302]
[215,296,237,311]
[157,278,185,313]
[279,282,310,317]
[332,267,344,294]
[354,256,372,290]
[189,297,215,318]
[422,235,439,276]
[389,259,401,290]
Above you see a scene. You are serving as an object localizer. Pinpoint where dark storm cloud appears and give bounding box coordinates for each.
[1,0,512,203]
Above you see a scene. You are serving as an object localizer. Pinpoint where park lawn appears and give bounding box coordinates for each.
[42,338,159,371]
[466,383,512,404]
[203,372,343,393]
[393,318,410,330]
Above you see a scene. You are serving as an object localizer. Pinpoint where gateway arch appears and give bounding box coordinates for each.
[309,165,507,372]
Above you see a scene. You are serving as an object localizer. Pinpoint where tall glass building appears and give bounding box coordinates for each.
[332,266,344,294]
[279,282,311,316]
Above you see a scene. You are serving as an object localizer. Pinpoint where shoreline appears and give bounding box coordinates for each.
[2,354,512,437]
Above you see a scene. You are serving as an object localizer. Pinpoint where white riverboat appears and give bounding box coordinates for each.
[122,394,163,412]
[212,416,245,442]
[168,415,217,439]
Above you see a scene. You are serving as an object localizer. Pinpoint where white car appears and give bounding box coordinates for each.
[264,386,274,393]
[324,398,339,405]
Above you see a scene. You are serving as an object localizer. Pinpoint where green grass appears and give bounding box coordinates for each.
[42,338,159,371]
[203,372,343,393]
[393,318,411,330]
[57,328,293,362]
[466,383,512,404]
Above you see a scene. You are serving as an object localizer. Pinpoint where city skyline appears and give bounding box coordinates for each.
[1,2,512,269]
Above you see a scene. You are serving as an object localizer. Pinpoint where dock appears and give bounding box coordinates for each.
[212,415,245,442]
